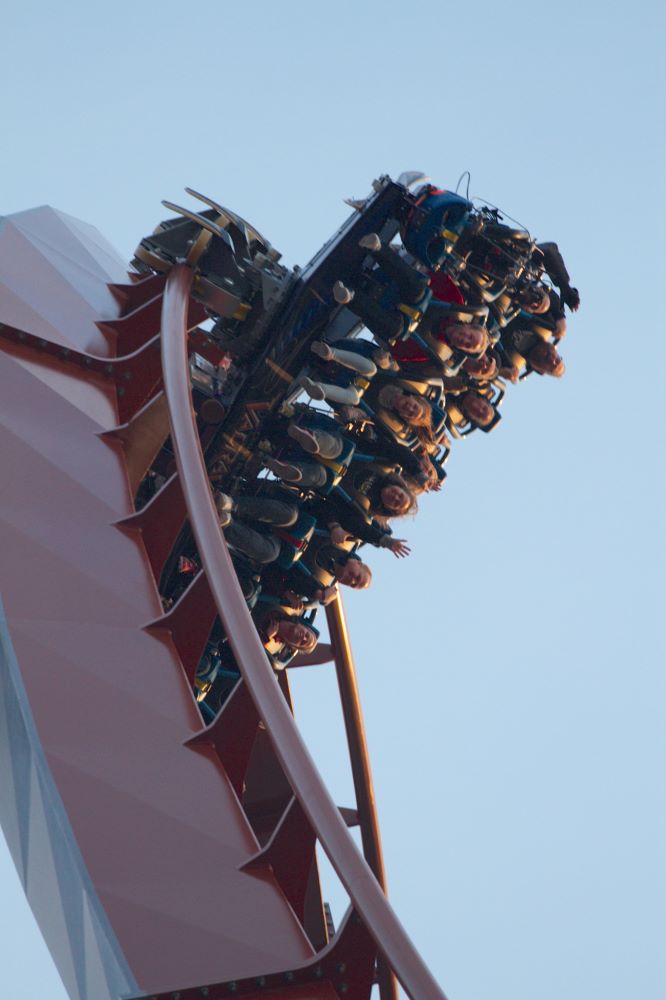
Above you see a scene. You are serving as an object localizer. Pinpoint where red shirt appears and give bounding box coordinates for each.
[391,272,465,363]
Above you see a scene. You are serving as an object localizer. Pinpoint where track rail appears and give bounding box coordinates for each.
[161,265,448,1000]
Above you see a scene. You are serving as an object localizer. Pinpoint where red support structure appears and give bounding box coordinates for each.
[160,264,448,1000]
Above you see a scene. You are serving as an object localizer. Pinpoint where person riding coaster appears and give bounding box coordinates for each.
[445,383,504,437]
[385,303,491,381]
[498,318,566,380]
[331,233,495,370]
[293,408,443,497]
[261,446,416,559]
[260,397,428,510]
[295,337,449,478]
[261,530,373,610]
[215,488,316,568]
[334,381,449,492]
[455,210,537,306]
[261,406,357,494]
[297,336,399,408]
[215,479,375,602]
[251,600,320,669]
[195,603,318,713]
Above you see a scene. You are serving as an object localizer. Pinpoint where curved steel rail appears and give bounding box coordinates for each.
[161,265,448,1000]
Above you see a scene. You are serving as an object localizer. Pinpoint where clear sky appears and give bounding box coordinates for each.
[1,1,664,998]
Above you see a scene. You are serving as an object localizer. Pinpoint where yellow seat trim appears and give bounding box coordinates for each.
[233,302,252,321]
[264,358,293,383]
[398,302,422,322]
[317,456,345,475]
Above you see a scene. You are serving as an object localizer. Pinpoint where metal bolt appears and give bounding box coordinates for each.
[200,989,209,997]
[118,386,125,397]
[339,984,349,994]
[314,966,323,978]
[255,976,266,987]
[336,963,347,974]
[284,971,295,982]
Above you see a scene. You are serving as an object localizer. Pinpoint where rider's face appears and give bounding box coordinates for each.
[337,560,371,589]
[380,484,411,514]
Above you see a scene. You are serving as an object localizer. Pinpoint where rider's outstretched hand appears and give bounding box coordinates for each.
[388,537,411,558]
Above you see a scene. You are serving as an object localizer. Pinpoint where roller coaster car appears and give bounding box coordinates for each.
[446,380,505,437]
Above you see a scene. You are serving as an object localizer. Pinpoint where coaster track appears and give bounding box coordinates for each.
[157,263,446,1000]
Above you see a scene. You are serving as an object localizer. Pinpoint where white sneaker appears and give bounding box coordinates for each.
[359,233,382,252]
[298,376,326,401]
[264,457,303,483]
[288,423,321,455]
[333,281,354,305]
[310,340,335,362]
[344,197,368,211]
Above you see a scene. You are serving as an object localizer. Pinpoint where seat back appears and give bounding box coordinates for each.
[401,189,474,269]
[272,512,317,569]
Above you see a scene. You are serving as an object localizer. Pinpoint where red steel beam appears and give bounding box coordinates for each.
[160,265,448,1000]
[326,595,398,1000]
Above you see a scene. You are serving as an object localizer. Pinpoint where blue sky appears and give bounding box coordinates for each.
[1,1,664,998]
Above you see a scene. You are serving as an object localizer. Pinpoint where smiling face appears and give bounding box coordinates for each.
[461,392,495,427]
[276,619,317,652]
[380,483,413,515]
[336,559,372,590]
[395,392,428,424]
[463,352,498,381]
[447,323,487,355]
[529,341,565,377]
